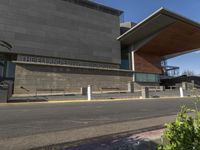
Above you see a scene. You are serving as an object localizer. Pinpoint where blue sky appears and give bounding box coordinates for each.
[94,0,200,75]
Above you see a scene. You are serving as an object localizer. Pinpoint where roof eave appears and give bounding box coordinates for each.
[117,7,164,41]
[64,0,123,16]
[118,7,200,41]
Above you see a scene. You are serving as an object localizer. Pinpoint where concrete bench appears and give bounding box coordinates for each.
[145,86,165,91]
[100,87,120,93]
[36,88,65,96]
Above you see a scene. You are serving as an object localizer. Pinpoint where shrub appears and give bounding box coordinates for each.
[158,96,200,150]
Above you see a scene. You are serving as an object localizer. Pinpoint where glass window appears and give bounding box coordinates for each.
[120,48,131,70]
[0,66,3,79]
[135,73,159,83]
[5,61,15,78]
[0,61,4,79]
[0,61,16,79]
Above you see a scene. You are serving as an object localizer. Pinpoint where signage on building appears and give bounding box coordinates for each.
[17,55,118,69]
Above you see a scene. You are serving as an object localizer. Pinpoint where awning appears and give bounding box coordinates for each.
[118,8,200,59]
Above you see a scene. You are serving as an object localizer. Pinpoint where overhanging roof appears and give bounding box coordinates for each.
[118,8,200,59]
[118,8,200,43]
[138,19,200,56]
[118,8,200,74]
[63,0,123,16]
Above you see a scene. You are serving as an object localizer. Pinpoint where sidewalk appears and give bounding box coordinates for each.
[63,129,163,150]
[8,92,141,103]
[0,115,177,150]
[4,91,191,105]
[9,88,185,103]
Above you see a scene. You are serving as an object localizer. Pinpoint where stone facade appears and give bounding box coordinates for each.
[0,0,121,64]
[0,0,127,96]
[14,64,133,95]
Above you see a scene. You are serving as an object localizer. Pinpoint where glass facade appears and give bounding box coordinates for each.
[135,73,160,83]
[5,61,16,78]
[0,54,16,80]
[120,48,131,70]
[0,61,5,80]
[0,54,16,96]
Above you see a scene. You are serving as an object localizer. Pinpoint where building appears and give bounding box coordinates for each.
[118,8,200,89]
[0,0,200,96]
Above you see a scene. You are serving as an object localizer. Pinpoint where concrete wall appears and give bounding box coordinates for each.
[0,0,121,64]
[14,64,133,95]
[133,82,160,91]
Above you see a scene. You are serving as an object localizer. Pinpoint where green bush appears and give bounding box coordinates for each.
[158,97,200,150]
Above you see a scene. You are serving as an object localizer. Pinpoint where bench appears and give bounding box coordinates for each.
[144,86,165,92]
[36,88,65,96]
[100,87,120,93]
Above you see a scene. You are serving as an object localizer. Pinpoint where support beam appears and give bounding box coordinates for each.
[131,50,135,71]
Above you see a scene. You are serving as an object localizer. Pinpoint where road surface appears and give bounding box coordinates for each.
[0,98,197,140]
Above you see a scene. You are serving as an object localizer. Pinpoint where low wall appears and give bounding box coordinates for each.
[150,89,200,98]
[134,82,160,91]
[150,89,180,98]
[14,64,133,96]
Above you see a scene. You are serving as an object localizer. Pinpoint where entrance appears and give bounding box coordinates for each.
[0,53,16,96]
[0,61,4,79]
[0,54,16,80]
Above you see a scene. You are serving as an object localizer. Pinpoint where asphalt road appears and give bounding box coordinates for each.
[0,98,197,140]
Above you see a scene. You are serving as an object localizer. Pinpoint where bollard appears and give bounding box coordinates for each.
[180,87,184,98]
[87,85,92,101]
[191,80,195,89]
[128,81,134,93]
[141,87,149,99]
[160,86,165,91]
[0,83,9,102]
[5,80,13,99]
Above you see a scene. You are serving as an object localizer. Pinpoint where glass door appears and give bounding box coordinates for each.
[0,54,16,80]
[0,61,5,80]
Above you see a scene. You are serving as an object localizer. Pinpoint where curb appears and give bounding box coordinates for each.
[49,96,191,103]
[0,96,192,105]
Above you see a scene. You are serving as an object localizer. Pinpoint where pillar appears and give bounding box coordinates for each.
[142,87,149,99]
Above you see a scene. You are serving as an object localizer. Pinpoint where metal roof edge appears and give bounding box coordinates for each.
[160,8,200,29]
[63,0,123,16]
[117,7,200,41]
[117,7,164,40]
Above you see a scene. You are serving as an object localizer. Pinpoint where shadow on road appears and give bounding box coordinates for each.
[31,136,159,150]
[64,137,158,150]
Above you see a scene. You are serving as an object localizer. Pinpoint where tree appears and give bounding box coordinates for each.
[182,70,195,76]
[158,96,200,150]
